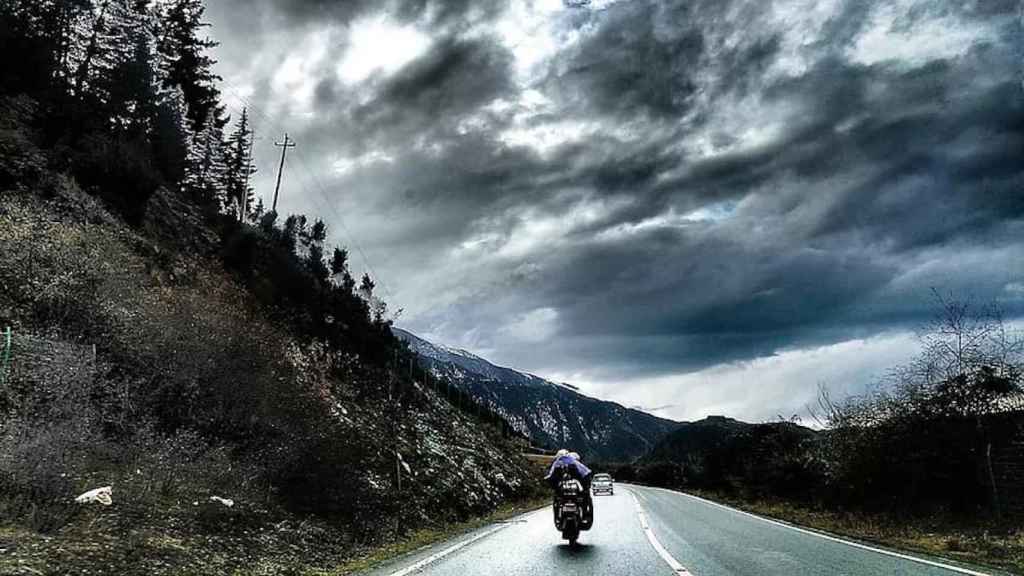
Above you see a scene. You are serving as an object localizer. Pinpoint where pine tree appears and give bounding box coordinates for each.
[222,107,256,217]
[249,197,265,223]
[156,0,220,131]
[183,103,228,208]
[69,0,112,97]
[47,0,95,85]
[66,0,160,110]
[359,274,375,301]
[330,248,356,293]
[305,219,329,282]
[359,274,387,324]
[151,85,191,184]
[99,1,160,136]
[0,0,94,91]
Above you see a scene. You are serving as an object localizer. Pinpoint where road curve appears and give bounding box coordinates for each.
[357,484,1003,576]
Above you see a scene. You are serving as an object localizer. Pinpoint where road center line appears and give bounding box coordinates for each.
[628,488,694,575]
[645,486,993,576]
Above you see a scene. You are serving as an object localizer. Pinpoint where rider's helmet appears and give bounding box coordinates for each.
[555,449,569,458]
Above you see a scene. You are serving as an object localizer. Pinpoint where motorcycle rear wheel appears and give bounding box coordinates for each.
[562,520,580,545]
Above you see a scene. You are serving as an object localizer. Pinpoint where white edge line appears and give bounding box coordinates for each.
[638,485,993,576]
[628,488,693,575]
[384,509,543,576]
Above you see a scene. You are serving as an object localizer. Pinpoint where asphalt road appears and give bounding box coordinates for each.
[358,484,1002,576]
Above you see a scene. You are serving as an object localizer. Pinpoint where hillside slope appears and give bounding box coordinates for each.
[635,415,818,496]
[395,328,681,461]
[0,99,539,575]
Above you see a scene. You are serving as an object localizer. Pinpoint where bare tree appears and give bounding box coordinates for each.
[820,294,1023,517]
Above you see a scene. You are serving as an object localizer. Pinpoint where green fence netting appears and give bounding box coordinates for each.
[0,327,10,387]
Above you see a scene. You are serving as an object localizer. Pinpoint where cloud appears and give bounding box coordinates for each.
[204,0,1024,416]
[596,331,923,424]
[630,404,679,413]
[500,307,559,342]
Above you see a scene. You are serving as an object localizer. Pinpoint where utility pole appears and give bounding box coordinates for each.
[272,133,296,213]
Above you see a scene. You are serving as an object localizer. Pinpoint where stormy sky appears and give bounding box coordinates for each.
[205,0,1024,423]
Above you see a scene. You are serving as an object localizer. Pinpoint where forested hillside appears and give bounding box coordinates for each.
[0,2,541,574]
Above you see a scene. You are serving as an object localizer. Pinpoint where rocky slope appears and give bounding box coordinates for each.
[394,328,681,461]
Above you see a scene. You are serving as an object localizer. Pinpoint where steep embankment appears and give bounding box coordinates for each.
[395,328,681,461]
[0,98,540,575]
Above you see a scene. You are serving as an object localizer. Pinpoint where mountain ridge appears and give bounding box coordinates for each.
[394,327,682,461]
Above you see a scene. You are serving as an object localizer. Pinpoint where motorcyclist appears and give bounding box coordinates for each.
[545,449,594,527]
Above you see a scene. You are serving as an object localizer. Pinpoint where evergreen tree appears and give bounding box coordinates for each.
[359,274,387,324]
[307,219,327,248]
[99,1,160,136]
[330,248,356,294]
[359,274,375,300]
[69,0,113,97]
[155,0,220,131]
[0,0,94,92]
[222,107,256,217]
[305,219,329,282]
[183,103,228,208]
[282,214,300,251]
[330,248,349,278]
[249,197,265,223]
[151,85,191,184]
[47,0,95,86]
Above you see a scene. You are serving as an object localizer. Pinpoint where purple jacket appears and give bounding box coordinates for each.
[545,454,592,484]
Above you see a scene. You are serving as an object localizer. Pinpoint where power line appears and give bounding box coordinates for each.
[218,81,398,305]
[217,80,400,310]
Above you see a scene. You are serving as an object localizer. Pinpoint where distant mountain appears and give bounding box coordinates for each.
[636,415,818,493]
[394,328,681,461]
[643,415,817,463]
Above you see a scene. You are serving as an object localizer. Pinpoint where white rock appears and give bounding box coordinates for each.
[75,486,112,506]
[210,496,234,507]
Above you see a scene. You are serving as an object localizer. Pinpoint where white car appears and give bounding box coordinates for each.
[592,473,614,495]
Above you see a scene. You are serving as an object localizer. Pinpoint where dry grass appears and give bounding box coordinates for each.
[0,497,550,576]
[688,490,1024,575]
[327,497,550,576]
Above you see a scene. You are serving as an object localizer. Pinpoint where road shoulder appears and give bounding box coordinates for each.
[631,484,1016,576]
[340,499,549,576]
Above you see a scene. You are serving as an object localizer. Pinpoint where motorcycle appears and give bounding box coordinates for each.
[553,477,592,545]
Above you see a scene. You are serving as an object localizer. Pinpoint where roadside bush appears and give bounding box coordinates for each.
[637,461,686,488]
[817,296,1024,517]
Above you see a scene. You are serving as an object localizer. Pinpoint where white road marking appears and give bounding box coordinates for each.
[628,488,694,575]
[384,524,509,576]
[382,508,546,576]
[641,485,993,576]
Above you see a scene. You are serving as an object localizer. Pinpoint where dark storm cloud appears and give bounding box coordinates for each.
[236,0,505,28]
[545,0,780,120]
[351,36,515,143]
[555,3,704,118]
[406,40,1022,377]
[205,0,1024,392]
